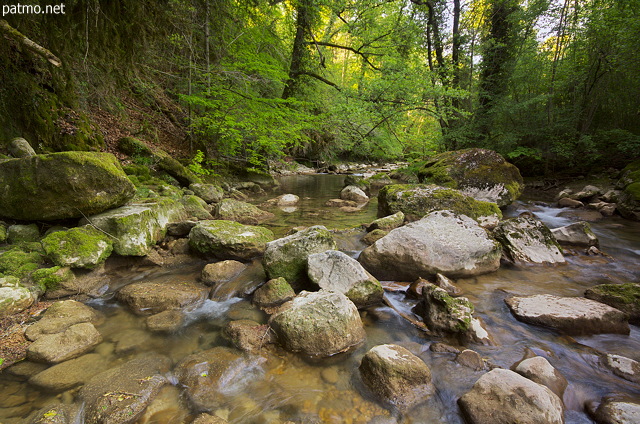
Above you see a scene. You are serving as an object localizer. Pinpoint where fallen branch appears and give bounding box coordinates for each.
[382,294,432,334]
[0,19,61,67]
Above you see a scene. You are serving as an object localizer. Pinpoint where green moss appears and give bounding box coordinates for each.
[626,182,640,201]
[0,248,44,278]
[0,224,6,243]
[589,283,640,305]
[31,266,74,291]
[41,226,113,269]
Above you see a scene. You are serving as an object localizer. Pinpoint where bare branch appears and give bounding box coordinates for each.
[0,19,61,67]
[309,41,381,71]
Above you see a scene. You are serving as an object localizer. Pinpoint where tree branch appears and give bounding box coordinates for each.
[310,41,381,71]
[296,71,341,91]
[0,19,61,67]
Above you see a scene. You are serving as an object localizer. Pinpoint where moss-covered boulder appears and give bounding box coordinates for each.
[0,152,135,221]
[262,226,337,284]
[493,216,565,264]
[585,283,640,324]
[367,211,405,232]
[417,148,524,207]
[181,194,214,220]
[41,227,113,269]
[189,183,224,203]
[253,277,295,311]
[9,137,36,157]
[415,284,475,334]
[214,198,275,225]
[79,197,187,256]
[30,266,75,292]
[7,224,40,244]
[0,276,35,317]
[0,247,44,279]
[378,184,502,223]
[189,220,274,260]
[307,250,383,309]
[616,159,640,220]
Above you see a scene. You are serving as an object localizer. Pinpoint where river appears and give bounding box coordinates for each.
[1,174,639,423]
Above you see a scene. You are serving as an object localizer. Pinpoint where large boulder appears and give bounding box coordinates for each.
[26,322,102,364]
[79,198,187,256]
[493,216,565,264]
[505,294,630,335]
[359,344,434,411]
[585,283,640,324]
[458,369,564,424]
[417,148,524,207]
[551,221,599,247]
[78,353,171,424]
[189,220,274,260]
[214,199,274,225]
[0,276,35,317]
[359,210,502,280]
[0,152,135,221]
[514,356,568,399]
[377,184,502,223]
[307,250,383,308]
[41,226,113,269]
[617,159,640,220]
[116,280,209,315]
[601,354,640,384]
[269,290,366,358]
[262,226,336,284]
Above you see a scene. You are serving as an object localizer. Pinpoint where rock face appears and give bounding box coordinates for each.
[505,294,630,335]
[26,322,102,364]
[617,159,640,220]
[551,221,599,247]
[514,356,568,398]
[189,220,274,260]
[341,185,369,203]
[417,148,524,207]
[262,226,337,284]
[378,184,502,223]
[79,353,171,424]
[307,250,383,308]
[458,369,564,424]
[493,216,565,264]
[269,290,365,358]
[359,344,434,411]
[585,283,640,324]
[116,281,209,315]
[41,226,113,269]
[214,199,274,224]
[367,211,405,232]
[80,198,187,256]
[359,211,502,280]
[0,276,35,317]
[416,284,475,334]
[0,152,135,221]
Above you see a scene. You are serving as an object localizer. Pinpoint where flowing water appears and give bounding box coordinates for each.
[1,174,640,423]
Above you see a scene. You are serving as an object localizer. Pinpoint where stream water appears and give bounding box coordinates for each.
[1,174,640,423]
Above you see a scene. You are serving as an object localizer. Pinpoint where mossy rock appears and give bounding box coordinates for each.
[30,266,75,292]
[189,220,275,260]
[378,184,501,223]
[7,224,40,244]
[0,275,35,317]
[118,137,153,157]
[417,148,524,207]
[416,284,474,333]
[0,222,7,243]
[181,195,213,220]
[253,277,295,309]
[493,217,565,264]
[617,160,640,220]
[0,152,135,221]
[41,227,113,269]
[0,247,44,279]
[585,283,640,324]
[214,198,274,225]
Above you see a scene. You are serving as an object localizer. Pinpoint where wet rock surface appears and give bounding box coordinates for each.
[116,280,209,315]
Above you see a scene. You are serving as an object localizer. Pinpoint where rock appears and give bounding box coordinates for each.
[435,273,463,296]
[430,342,462,354]
[366,172,394,188]
[493,216,565,264]
[602,189,623,203]
[558,197,584,208]
[166,220,198,237]
[224,319,274,352]
[262,225,337,284]
[173,347,244,411]
[557,208,604,222]
[0,276,35,317]
[359,210,502,280]
[25,300,102,341]
[0,221,6,243]
[214,199,274,225]
[359,344,434,411]
[307,250,383,308]
[181,194,214,220]
[571,185,602,200]
[0,246,45,279]
[41,226,113,269]
[0,152,135,221]
[193,413,229,424]
[585,283,640,324]
[252,277,295,310]
[189,183,224,203]
[341,185,369,203]
[555,188,573,200]
[146,309,185,333]
[31,266,75,293]
[189,220,274,261]
[325,199,358,208]
[79,353,171,424]
[417,148,524,207]
[463,317,495,345]
[362,229,387,245]
[209,261,266,301]
[458,369,564,424]
[27,404,82,424]
[378,184,502,223]
[514,356,568,398]
[593,202,617,217]
[589,395,640,424]
[201,260,248,286]
[505,294,630,335]
[116,280,209,315]
[112,328,152,354]
[415,284,475,334]
[367,211,405,232]
[263,194,300,207]
[29,353,107,392]
[9,137,36,157]
[79,197,187,256]
[7,224,40,244]
[551,221,599,247]
[44,266,110,299]
[456,349,486,371]
[601,354,640,384]
[269,290,365,358]
[27,322,102,364]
